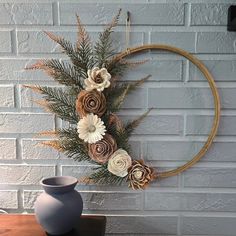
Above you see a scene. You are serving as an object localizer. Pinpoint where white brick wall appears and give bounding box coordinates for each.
[0,1,236,235]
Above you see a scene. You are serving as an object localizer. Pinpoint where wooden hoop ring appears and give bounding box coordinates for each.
[114,44,221,178]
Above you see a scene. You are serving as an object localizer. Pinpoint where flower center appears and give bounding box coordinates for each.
[89,100,96,106]
[95,75,103,84]
[134,170,143,180]
[88,125,96,133]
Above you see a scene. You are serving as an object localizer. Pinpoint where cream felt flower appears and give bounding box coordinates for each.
[108,149,132,177]
[77,113,106,144]
[84,67,111,92]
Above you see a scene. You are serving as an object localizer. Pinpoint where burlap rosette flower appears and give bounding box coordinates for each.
[127,160,155,190]
[88,133,117,164]
[84,67,111,92]
[76,90,106,117]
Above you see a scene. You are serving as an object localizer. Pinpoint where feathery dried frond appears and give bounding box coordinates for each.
[23,84,42,94]
[37,130,58,137]
[125,109,152,136]
[25,60,45,70]
[40,140,64,152]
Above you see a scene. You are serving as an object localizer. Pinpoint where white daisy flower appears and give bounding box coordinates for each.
[77,113,106,144]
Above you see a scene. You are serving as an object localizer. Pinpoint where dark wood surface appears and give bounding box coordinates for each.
[0,214,106,236]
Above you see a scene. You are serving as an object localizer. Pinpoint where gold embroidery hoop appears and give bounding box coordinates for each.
[114,44,221,179]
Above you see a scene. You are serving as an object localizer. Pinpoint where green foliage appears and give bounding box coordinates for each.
[106,83,130,112]
[105,58,129,77]
[89,164,125,185]
[56,127,93,162]
[44,31,89,78]
[107,123,131,152]
[76,15,94,72]
[43,59,84,89]
[37,86,78,124]
[94,9,121,67]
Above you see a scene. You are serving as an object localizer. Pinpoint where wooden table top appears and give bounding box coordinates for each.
[0,214,106,236]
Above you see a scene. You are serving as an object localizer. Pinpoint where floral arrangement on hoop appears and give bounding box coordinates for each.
[25,9,157,190]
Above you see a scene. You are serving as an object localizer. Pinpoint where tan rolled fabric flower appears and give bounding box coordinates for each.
[88,133,117,164]
[127,160,155,190]
[85,67,111,92]
[76,90,106,117]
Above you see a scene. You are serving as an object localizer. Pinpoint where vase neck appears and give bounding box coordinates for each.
[41,176,78,194]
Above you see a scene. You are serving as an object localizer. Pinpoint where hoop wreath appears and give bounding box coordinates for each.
[114,44,221,179]
[27,12,221,189]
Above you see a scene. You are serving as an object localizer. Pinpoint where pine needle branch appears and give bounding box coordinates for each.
[107,123,131,152]
[44,31,88,77]
[107,58,149,77]
[94,9,121,67]
[26,85,78,124]
[89,165,125,185]
[76,14,94,70]
[41,127,96,163]
[26,59,84,89]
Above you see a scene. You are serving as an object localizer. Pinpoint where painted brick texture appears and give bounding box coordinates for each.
[0,1,235,236]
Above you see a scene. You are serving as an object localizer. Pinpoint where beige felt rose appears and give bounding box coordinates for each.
[76,89,106,118]
[84,67,111,92]
[88,133,117,164]
[108,149,132,177]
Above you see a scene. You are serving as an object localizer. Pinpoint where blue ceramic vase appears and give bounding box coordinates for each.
[34,176,83,235]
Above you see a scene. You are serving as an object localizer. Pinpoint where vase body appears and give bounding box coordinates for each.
[34,176,83,235]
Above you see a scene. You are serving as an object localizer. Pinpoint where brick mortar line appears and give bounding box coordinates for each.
[2,134,236,142]
[0,0,232,3]
[6,186,236,194]
[2,161,236,168]
[52,1,60,26]
[0,52,235,59]
[5,26,229,32]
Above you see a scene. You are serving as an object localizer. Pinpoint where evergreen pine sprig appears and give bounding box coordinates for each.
[25,85,78,123]
[41,127,95,163]
[76,15,94,71]
[94,9,121,67]
[106,122,130,152]
[107,58,149,77]
[44,31,88,77]
[89,164,124,185]
[26,59,84,89]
